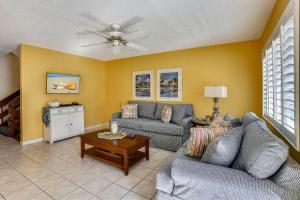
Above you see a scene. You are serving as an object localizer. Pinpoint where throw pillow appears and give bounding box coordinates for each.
[210,116,231,128]
[185,127,231,158]
[161,105,172,123]
[201,127,243,167]
[121,104,138,119]
[223,113,242,128]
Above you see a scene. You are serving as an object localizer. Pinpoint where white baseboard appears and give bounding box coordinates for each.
[21,123,108,145]
[21,138,43,145]
[85,123,108,132]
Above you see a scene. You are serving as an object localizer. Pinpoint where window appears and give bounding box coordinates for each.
[262,0,299,150]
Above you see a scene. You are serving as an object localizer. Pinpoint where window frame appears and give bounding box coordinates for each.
[262,0,299,151]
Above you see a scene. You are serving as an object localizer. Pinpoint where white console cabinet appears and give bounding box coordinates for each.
[44,105,84,144]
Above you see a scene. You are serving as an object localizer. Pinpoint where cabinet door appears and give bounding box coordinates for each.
[51,114,69,140]
[69,112,84,135]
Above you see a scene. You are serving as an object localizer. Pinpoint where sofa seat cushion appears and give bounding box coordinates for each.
[140,120,184,136]
[112,118,153,130]
[232,120,288,179]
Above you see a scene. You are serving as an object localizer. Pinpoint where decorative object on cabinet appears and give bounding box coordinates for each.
[204,86,227,119]
[133,70,154,100]
[157,68,182,101]
[46,73,80,94]
[48,100,60,108]
[43,105,84,144]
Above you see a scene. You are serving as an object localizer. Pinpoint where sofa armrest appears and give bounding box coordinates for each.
[112,112,122,119]
[177,116,193,128]
[156,155,176,194]
[171,158,296,200]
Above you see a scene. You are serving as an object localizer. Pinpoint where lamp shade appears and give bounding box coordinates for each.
[204,86,227,98]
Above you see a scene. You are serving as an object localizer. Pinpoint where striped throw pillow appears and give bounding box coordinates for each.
[161,105,172,123]
[210,116,232,128]
[185,127,231,158]
[121,104,138,119]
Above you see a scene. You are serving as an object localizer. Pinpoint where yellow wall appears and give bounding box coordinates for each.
[260,0,300,163]
[105,40,262,121]
[20,44,106,142]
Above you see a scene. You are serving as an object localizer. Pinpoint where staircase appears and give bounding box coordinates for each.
[0,90,20,141]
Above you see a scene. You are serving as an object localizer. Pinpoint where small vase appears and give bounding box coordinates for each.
[111,121,118,134]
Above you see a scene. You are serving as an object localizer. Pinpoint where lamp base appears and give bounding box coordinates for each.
[211,97,220,120]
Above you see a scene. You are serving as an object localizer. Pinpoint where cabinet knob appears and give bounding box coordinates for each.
[64,123,68,126]
[70,123,73,126]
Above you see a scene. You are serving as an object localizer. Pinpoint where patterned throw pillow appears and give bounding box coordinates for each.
[185,127,231,158]
[121,104,138,119]
[210,116,232,128]
[161,105,172,123]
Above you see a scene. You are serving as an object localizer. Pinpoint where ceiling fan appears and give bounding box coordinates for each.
[80,14,148,54]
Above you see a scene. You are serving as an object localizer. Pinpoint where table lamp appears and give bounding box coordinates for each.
[204,86,227,119]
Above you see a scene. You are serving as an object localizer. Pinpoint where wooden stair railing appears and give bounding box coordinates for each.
[8,96,20,138]
[0,90,20,139]
[0,90,20,125]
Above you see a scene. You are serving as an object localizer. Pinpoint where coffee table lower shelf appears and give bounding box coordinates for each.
[85,147,146,174]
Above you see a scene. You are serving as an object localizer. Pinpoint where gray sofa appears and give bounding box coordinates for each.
[156,112,300,200]
[111,101,194,151]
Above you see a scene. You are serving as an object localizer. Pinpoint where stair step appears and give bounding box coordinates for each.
[0,124,9,136]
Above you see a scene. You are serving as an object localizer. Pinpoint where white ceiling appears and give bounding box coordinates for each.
[0,0,276,61]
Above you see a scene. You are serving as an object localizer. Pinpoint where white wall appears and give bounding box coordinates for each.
[0,53,20,100]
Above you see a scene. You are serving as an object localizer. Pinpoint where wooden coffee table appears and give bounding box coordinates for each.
[80,129,150,175]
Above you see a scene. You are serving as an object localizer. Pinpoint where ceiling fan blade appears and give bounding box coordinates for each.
[80,13,110,28]
[125,42,148,51]
[120,16,143,31]
[123,29,139,35]
[113,45,120,54]
[80,42,108,47]
[87,30,110,39]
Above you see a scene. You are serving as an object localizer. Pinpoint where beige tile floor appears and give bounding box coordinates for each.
[0,134,174,200]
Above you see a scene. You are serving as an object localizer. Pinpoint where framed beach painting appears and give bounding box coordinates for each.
[46,73,80,94]
[157,68,182,101]
[132,70,154,100]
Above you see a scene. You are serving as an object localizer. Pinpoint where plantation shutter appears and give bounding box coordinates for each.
[262,0,299,150]
[281,16,295,133]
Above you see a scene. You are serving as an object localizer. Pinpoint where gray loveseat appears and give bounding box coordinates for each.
[111,101,194,151]
[156,112,300,200]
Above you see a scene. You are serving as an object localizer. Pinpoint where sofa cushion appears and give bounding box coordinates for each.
[201,127,243,167]
[270,156,300,193]
[241,112,263,127]
[111,118,152,130]
[171,105,187,125]
[129,101,156,119]
[140,120,184,136]
[232,120,288,179]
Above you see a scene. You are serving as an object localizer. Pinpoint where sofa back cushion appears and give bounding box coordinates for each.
[202,127,243,167]
[154,103,194,122]
[128,101,156,119]
[232,120,288,179]
[241,112,263,127]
